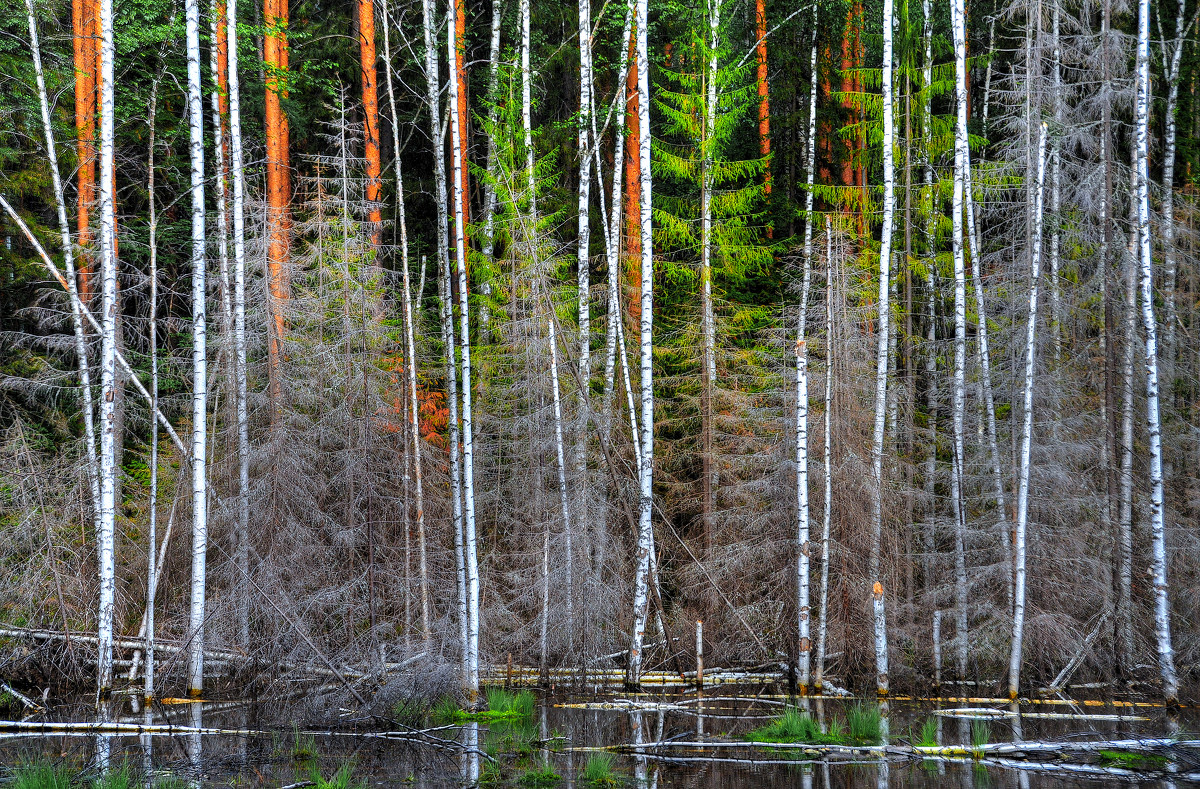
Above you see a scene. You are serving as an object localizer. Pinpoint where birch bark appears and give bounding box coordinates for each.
[626,0,654,689]
[96,0,117,704]
[950,0,970,680]
[814,220,834,693]
[185,0,209,698]
[447,0,480,700]
[869,0,896,697]
[1135,0,1179,700]
[226,0,252,647]
[1008,124,1047,701]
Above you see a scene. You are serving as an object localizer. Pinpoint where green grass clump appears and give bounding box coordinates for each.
[1097,750,1168,769]
[847,704,882,744]
[517,762,561,786]
[917,717,938,747]
[580,753,618,786]
[309,763,366,789]
[292,729,319,761]
[12,762,73,789]
[747,707,824,743]
[970,720,990,752]
[431,688,538,724]
[484,688,536,719]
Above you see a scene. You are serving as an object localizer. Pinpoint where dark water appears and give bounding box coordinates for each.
[1,688,1196,787]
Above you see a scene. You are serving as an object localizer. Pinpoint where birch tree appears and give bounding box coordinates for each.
[1008,123,1046,701]
[95,0,117,705]
[868,0,896,697]
[949,0,970,681]
[226,0,252,646]
[1134,0,1179,702]
[184,0,209,698]
[626,0,655,688]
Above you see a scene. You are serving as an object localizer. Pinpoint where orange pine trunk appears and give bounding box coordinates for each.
[73,0,96,304]
[840,0,866,234]
[454,0,470,243]
[264,0,290,404]
[755,0,771,208]
[359,0,382,245]
[622,24,641,323]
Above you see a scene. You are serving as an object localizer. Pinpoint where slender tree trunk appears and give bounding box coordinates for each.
[982,18,995,140]
[576,0,594,422]
[95,0,117,707]
[184,0,208,698]
[359,0,382,245]
[1008,123,1047,701]
[26,0,100,521]
[1160,0,1188,418]
[814,220,834,693]
[1118,211,1137,682]
[73,0,97,304]
[264,0,290,408]
[699,0,718,562]
[921,0,937,586]
[383,3,431,641]
[447,9,479,694]
[622,23,641,324]
[754,0,771,227]
[1048,2,1063,378]
[950,0,970,681]
[794,230,814,693]
[549,314,574,652]
[626,0,654,689]
[479,0,504,335]
[869,0,896,698]
[143,78,159,705]
[1134,0,1179,701]
[226,0,252,649]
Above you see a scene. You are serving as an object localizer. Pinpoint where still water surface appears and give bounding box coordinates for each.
[2,688,1195,788]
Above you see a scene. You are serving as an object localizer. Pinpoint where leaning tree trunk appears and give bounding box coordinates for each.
[1134,0,1179,702]
[814,220,835,693]
[25,0,100,520]
[184,0,209,698]
[1008,123,1047,701]
[382,0,431,641]
[868,0,896,698]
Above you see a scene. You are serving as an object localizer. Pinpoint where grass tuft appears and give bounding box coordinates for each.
[12,762,73,789]
[847,704,882,744]
[91,766,133,789]
[580,753,619,786]
[970,720,990,753]
[917,717,938,747]
[309,763,366,789]
[517,762,561,786]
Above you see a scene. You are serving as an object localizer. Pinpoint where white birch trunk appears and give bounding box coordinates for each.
[421,0,450,284]
[1008,123,1047,701]
[1135,0,1179,700]
[447,0,480,700]
[521,0,536,212]
[383,4,431,641]
[184,0,209,698]
[1048,2,1063,375]
[96,0,117,704]
[1118,216,1137,681]
[699,0,718,562]
[478,0,503,335]
[24,0,100,525]
[1160,0,1189,408]
[225,0,252,650]
[627,0,654,688]
[869,0,896,697]
[814,220,834,693]
[949,0,970,681]
[576,0,594,425]
[921,0,937,583]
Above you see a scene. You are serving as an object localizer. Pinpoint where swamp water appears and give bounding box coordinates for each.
[1,688,1197,788]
